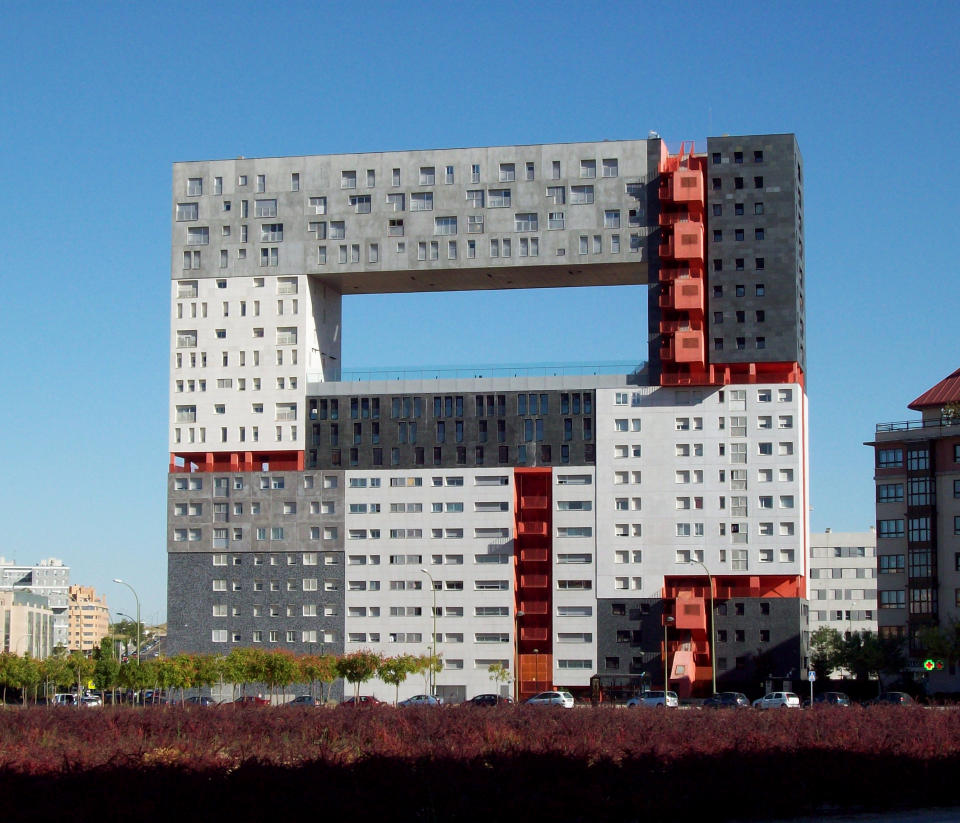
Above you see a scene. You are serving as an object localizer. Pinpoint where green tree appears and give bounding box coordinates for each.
[810,627,844,678]
[40,653,72,702]
[92,654,120,695]
[299,653,339,702]
[336,650,382,699]
[66,652,94,703]
[487,662,512,693]
[378,655,417,705]
[263,650,299,702]
[841,631,907,693]
[411,653,443,694]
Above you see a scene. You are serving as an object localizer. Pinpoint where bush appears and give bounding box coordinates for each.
[0,705,957,821]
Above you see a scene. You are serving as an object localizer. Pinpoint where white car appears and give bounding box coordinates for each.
[525,691,575,708]
[752,691,800,709]
[625,690,679,708]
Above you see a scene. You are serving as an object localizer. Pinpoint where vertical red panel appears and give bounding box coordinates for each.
[514,467,552,700]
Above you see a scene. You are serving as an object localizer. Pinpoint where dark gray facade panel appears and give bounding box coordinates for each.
[596,596,808,697]
[166,551,345,657]
[306,389,596,471]
[704,134,805,372]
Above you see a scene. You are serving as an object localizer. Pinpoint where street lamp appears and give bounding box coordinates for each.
[112,580,141,663]
[687,559,717,695]
[514,610,525,702]
[419,569,437,697]
[663,616,675,696]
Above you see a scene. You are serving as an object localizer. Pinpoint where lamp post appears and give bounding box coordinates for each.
[514,609,525,702]
[688,559,717,695]
[112,580,141,664]
[419,569,437,697]
[663,616,675,695]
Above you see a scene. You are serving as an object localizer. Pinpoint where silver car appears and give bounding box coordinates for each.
[625,690,679,708]
[525,691,575,708]
[752,691,800,709]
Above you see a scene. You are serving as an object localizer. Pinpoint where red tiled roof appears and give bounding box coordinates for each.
[908,367,960,410]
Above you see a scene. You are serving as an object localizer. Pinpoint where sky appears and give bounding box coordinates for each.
[0,0,957,624]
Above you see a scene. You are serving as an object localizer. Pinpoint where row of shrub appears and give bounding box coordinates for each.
[0,704,957,821]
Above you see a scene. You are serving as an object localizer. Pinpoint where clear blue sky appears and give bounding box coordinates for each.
[0,1,956,623]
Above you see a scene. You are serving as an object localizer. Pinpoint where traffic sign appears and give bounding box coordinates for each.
[807,670,816,682]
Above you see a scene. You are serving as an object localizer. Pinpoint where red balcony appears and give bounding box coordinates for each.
[519,600,549,615]
[520,574,548,589]
[521,627,549,643]
[520,547,549,563]
[672,223,704,260]
[517,521,547,537]
[658,210,691,227]
[659,280,703,312]
[520,495,547,510]
[674,596,707,632]
[671,169,704,204]
[658,267,692,283]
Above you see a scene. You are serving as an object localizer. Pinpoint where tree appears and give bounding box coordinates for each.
[840,631,906,694]
[411,653,443,695]
[487,662,512,693]
[92,654,120,695]
[336,651,381,699]
[66,652,95,703]
[263,650,299,702]
[378,655,417,705]
[810,627,844,678]
[299,653,339,702]
[40,653,72,702]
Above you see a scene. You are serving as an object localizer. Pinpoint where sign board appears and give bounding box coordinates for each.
[807,670,816,682]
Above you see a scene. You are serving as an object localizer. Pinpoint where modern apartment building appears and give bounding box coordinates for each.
[168,134,809,700]
[870,367,960,690]
[67,584,111,653]
[0,590,56,658]
[0,557,71,649]
[808,529,877,638]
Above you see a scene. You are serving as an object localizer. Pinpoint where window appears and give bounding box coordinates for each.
[579,159,596,178]
[411,192,433,211]
[435,216,457,235]
[515,213,538,232]
[877,448,903,468]
[488,188,511,208]
[570,185,594,204]
[878,519,905,538]
[879,590,905,609]
[419,166,435,185]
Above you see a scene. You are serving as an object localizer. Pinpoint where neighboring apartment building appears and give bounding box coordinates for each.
[0,557,70,649]
[808,529,877,638]
[67,584,111,653]
[167,134,809,701]
[0,590,56,658]
[870,367,960,691]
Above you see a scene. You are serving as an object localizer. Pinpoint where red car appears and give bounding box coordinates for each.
[339,695,384,706]
[233,695,270,706]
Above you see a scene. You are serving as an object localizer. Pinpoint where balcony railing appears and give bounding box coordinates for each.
[307,360,645,384]
[876,417,960,432]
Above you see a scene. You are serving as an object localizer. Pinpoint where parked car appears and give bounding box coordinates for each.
[525,691,575,708]
[289,695,323,707]
[869,692,915,706]
[80,695,103,708]
[186,695,218,706]
[52,693,77,707]
[233,695,270,706]
[339,695,384,707]
[626,690,679,708]
[398,694,441,707]
[811,691,851,707]
[467,694,514,707]
[752,692,801,709]
[703,692,750,709]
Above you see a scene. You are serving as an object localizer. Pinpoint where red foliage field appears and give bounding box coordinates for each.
[1,704,957,822]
